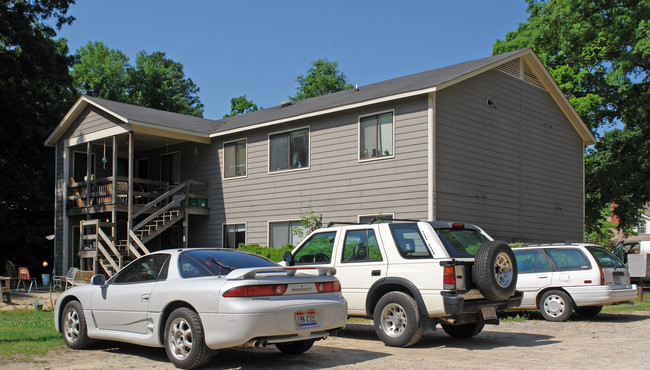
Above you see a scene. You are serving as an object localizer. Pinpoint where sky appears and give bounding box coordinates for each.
[54,0,530,120]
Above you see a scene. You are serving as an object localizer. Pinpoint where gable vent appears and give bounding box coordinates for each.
[494,58,547,91]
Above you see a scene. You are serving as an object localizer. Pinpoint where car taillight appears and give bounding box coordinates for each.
[443,265,456,290]
[223,284,287,297]
[599,268,604,285]
[316,281,341,293]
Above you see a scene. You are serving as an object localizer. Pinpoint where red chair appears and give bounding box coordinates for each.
[17,267,38,293]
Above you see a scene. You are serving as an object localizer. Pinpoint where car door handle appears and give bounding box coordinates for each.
[141,294,150,302]
[538,275,549,279]
[371,270,380,276]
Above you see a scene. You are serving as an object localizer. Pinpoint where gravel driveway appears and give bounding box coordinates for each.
[4,310,649,369]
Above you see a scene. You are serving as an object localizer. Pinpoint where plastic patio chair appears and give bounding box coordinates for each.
[16,267,38,293]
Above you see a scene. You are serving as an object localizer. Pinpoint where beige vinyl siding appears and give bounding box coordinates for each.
[436,69,584,242]
[54,140,65,274]
[64,107,123,140]
[213,97,429,246]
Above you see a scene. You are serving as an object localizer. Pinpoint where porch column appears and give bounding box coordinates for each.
[111,135,117,239]
[86,141,91,219]
[127,132,134,254]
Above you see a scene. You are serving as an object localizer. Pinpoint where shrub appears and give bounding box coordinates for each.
[237,244,294,262]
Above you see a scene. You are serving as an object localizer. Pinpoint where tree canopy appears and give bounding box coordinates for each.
[71,43,204,117]
[493,0,650,235]
[291,59,354,101]
[0,0,77,272]
[223,95,260,118]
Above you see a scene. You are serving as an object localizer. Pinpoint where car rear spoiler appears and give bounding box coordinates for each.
[226,266,337,279]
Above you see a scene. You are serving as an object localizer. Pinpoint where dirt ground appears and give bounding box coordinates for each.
[2,291,649,369]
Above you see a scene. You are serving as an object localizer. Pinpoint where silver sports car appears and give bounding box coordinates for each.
[54,248,347,369]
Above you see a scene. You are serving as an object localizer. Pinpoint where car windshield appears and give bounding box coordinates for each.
[586,246,625,268]
[179,249,277,278]
[433,226,489,258]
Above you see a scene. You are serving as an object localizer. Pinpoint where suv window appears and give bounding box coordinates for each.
[294,231,336,264]
[586,246,625,268]
[388,223,432,259]
[514,249,552,273]
[433,225,489,258]
[545,248,591,271]
[342,229,383,263]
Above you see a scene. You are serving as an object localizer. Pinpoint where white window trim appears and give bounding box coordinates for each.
[267,126,311,175]
[358,109,396,163]
[160,151,181,184]
[267,219,303,247]
[222,138,248,181]
[358,213,395,223]
[222,222,247,248]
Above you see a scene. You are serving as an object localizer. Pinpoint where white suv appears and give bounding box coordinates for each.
[283,221,522,347]
[513,243,637,321]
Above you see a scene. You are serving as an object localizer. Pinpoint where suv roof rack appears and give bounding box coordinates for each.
[326,221,365,227]
[369,217,419,224]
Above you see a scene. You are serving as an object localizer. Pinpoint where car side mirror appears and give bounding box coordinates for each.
[91,274,106,287]
[283,251,295,266]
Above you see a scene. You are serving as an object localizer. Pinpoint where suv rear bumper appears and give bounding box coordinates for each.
[443,291,523,315]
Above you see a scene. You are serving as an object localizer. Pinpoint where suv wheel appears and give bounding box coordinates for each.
[472,241,517,301]
[373,292,423,347]
[539,290,573,321]
[441,320,485,338]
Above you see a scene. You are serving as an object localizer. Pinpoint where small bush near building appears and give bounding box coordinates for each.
[238,244,294,262]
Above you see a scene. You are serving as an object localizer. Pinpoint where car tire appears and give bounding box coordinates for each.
[164,307,212,369]
[275,339,315,354]
[441,320,485,338]
[62,300,93,349]
[373,292,423,347]
[574,305,603,317]
[539,290,573,322]
[472,241,517,301]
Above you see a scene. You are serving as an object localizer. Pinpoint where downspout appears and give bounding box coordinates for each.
[428,92,436,221]
[127,132,134,255]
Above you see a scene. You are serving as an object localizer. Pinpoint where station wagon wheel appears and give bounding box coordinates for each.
[62,300,93,349]
[539,290,573,322]
[164,307,212,369]
[472,241,518,301]
[373,292,423,347]
[574,305,602,317]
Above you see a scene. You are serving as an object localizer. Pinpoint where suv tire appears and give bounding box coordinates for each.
[441,320,485,338]
[472,241,517,301]
[373,292,423,347]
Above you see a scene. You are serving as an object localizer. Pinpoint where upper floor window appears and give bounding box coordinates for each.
[360,112,393,160]
[224,140,247,178]
[269,128,309,172]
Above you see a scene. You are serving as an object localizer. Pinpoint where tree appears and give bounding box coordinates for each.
[128,51,204,117]
[291,59,354,101]
[493,0,650,233]
[0,0,76,273]
[223,95,260,118]
[70,41,130,101]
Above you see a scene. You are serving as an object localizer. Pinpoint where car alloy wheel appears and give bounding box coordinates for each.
[494,251,514,288]
[380,302,408,338]
[64,308,80,343]
[168,317,193,361]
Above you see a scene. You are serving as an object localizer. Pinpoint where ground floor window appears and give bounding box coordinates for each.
[269,221,305,248]
[223,224,245,248]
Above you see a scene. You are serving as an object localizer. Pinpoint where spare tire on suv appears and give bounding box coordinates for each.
[472,241,518,301]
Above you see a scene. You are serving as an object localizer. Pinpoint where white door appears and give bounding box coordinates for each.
[514,249,553,307]
[333,227,387,314]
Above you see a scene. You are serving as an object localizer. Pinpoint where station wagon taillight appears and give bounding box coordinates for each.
[223,284,287,297]
[316,281,341,293]
[599,268,605,285]
[443,266,456,290]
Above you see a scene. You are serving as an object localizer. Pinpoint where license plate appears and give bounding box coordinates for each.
[295,310,318,328]
[481,307,497,320]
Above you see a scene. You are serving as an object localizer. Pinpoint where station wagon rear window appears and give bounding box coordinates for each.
[586,246,625,268]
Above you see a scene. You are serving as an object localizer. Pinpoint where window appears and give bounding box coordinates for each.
[514,250,552,273]
[178,249,276,278]
[342,229,383,262]
[269,221,305,248]
[161,152,180,185]
[389,223,432,259]
[269,128,309,172]
[223,224,245,248]
[546,248,591,271]
[224,140,247,178]
[359,214,394,224]
[434,226,490,258]
[113,254,170,284]
[360,112,393,160]
[293,231,337,264]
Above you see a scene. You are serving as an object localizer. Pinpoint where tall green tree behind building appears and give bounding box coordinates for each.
[291,59,354,101]
[493,0,650,235]
[0,0,77,271]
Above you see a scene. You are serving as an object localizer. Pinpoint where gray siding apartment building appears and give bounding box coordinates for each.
[45,48,595,276]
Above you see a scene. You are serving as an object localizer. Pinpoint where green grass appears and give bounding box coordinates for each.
[602,292,650,313]
[0,309,63,361]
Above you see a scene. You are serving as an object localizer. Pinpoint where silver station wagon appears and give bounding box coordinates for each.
[54,249,347,369]
[513,243,637,321]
